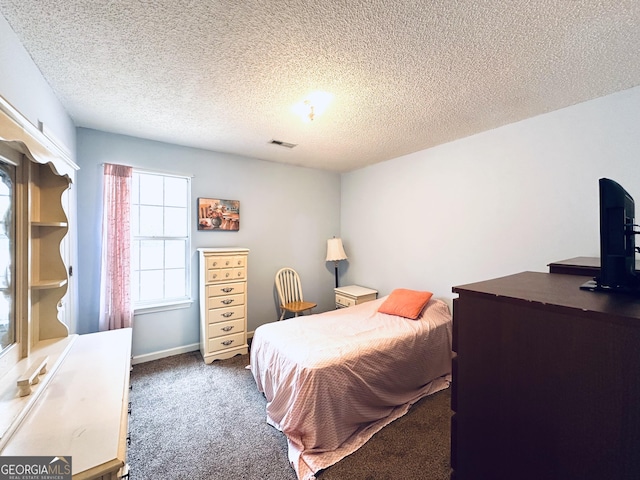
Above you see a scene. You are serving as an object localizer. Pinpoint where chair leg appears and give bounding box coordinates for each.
[279,310,285,321]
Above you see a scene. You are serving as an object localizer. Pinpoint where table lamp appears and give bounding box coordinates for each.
[326,237,348,288]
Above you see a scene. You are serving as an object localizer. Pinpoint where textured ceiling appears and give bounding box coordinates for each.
[1,1,640,172]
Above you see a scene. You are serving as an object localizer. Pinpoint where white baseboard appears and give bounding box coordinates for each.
[132,333,256,365]
[132,343,200,365]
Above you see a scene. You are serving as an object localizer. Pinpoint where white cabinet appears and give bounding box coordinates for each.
[198,248,249,363]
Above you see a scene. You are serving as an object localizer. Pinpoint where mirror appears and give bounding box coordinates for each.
[0,160,15,355]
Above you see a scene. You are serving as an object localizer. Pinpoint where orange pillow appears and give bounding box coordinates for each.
[378,288,433,319]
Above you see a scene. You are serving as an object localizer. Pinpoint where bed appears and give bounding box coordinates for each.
[249,291,453,480]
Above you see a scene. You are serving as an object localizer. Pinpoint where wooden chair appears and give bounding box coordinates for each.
[275,267,317,321]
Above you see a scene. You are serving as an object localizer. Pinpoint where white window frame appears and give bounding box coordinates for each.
[131,168,192,314]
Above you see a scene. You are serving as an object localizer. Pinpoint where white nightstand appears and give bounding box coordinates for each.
[334,285,378,309]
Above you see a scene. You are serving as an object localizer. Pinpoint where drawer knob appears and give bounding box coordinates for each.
[222,287,234,293]
[221,326,234,332]
[222,299,234,305]
[222,312,234,318]
[222,340,234,346]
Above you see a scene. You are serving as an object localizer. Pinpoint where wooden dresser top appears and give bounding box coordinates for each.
[453,271,640,326]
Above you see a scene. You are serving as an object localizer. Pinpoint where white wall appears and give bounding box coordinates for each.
[341,86,640,308]
[76,128,341,358]
[0,14,76,156]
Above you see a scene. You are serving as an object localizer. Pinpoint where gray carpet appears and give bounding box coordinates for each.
[128,351,452,480]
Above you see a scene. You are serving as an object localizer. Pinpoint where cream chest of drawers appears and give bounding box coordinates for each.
[198,248,249,364]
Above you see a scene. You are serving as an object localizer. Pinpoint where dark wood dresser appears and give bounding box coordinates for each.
[450,270,640,480]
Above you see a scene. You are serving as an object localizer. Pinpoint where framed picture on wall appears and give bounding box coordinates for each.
[197,198,240,231]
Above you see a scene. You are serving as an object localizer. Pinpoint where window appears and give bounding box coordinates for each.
[130,170,191,310]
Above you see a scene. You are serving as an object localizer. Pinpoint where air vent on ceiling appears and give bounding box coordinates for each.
[269,139,297,149]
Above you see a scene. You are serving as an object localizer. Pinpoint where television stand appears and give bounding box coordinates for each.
[548,256,602,276]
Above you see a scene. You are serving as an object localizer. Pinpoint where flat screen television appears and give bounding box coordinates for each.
[581,178,640,294]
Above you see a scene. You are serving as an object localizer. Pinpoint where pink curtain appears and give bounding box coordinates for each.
[99,163,133,331]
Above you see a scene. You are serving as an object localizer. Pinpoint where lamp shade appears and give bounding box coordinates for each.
[326,237,347,262]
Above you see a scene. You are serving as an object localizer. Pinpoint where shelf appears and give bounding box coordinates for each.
[27,160,71,344]
[31,221,68,228]
[31,279,67,290]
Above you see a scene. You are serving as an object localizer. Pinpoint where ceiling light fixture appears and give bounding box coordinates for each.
[292,91,333,123]
[269,139,297,148]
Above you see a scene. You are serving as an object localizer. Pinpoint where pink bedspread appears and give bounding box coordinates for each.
[249,296,453,480]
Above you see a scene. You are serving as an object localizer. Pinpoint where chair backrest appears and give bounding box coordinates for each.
[275,267,305,306]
